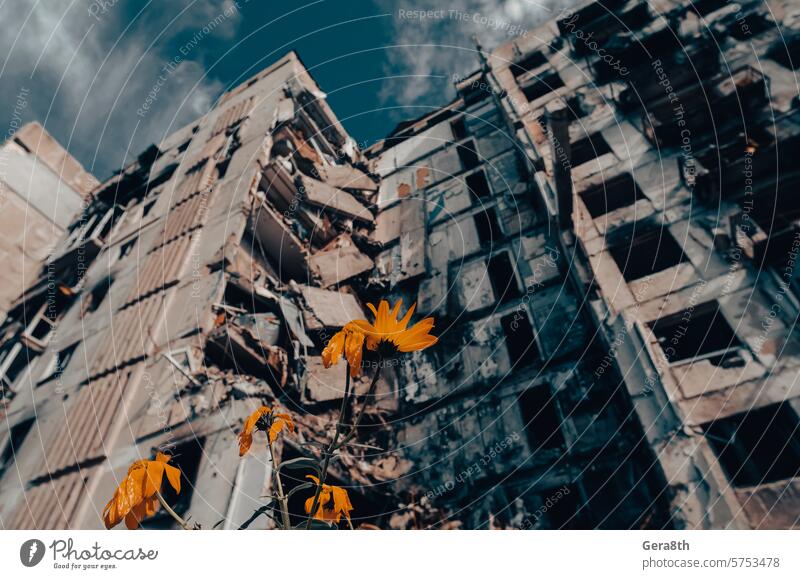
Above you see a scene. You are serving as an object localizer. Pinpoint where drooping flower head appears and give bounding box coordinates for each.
[322,324,366,377]
[304,475,354,524]
[103,452,181,529]
[352,300,438,356]
[238,405,295,456]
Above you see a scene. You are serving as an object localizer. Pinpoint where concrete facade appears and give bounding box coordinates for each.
[0,122,97,324]
[1,0,799,529]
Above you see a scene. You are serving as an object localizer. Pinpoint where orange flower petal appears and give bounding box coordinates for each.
[164,464,181,494]
[145,495,159,517]
[304,496,316,516]
[304,475,352,523]
[102,498,117,529]
[238,432,253,457]
[331,485,354,522]
[268,419,283,443]
[322,330,346,368]
[349,301,436,354]
[124,511,140,530]
[103,453,183,529]
[127,459,147,475]
[154,452,171,463]
[274,412,295,429]
[344,330,366,377]
[390,299,402,322]
[397,302,416,331]
[238,406,271,456]
[143,461,165,498]
[376,300,390,331]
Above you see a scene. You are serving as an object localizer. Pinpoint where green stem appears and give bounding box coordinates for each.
[268,440,291,530]
[336,357,383,450]
[305,363,351,528]
[156,490,191,530]
[306,356,383,529]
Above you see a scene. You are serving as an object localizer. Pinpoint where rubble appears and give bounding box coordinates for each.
[309,234,375,287]
[1,2,800,530]
[295,284,366,331]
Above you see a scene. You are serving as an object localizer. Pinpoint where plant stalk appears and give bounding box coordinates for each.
[336,357,383,450]
[306,356,382,528]
[268,440,291,530]
[305,358,356,528]
[156,490,191,530]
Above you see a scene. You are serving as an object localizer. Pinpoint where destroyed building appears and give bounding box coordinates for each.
[1,0,800,530]
[0,122,97,324]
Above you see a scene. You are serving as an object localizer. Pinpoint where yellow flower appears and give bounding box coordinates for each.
[268,412,295,444]
[239,406,270,456]
[352,300,438,354]
[103,452,181,530]
[322,300,437,376]
[304,475,354,524]
[322,324,366,377]
[238,406,295,456]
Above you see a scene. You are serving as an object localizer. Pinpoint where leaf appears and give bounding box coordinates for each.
[237,500,276,530]
[277,457,321,475]
[285,482,314,501]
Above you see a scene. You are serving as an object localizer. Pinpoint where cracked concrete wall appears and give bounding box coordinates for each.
[0,51,380,529]
[2,0,799,530]
[490,0,800,528]
[363,65,669,528]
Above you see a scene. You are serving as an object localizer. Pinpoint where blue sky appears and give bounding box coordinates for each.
[0,0,572,180]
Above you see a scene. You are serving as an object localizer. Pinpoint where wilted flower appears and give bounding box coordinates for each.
[238,405,295,456]
[322,324,366,377]
[103,452,181,530]
[304,475,354,524]
[268,413,294,444]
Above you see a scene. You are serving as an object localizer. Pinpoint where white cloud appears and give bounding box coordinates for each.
[376,0,577,113]
[0,0,240,179]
